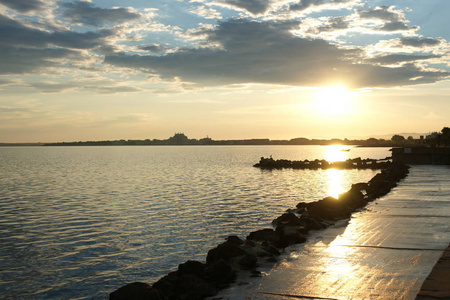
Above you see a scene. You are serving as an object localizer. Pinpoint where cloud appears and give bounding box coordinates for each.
[366,54,441,65]
[140,44,167,53]
[29,82,79,93]
[0,0,46,13]
[357,6,417,33]
[309,16,349,33]
[105,19,449,88]
[377,21,417,32]
[399,37,442,48]
[289,0,357,13]
[357,5,399,21]
[0,13,118,74]
[50,29,118,50]
[190,5,222,19]
[0,78,14,86]
[61,1,141,26]
[216,0,273,15]
[0,45,78,74]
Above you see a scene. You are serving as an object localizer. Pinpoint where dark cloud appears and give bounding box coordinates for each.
[290,0,352,12]
[218,0,272,15]
[399,37,442,47]
[312,16,349,32]
[357,6,417,32]
[50,29,117,50]
[0,0,46,13]
[358,6,399,21]
[0,79,14,85]
[366,54,441,65]
[141,44,166,53]
[0,14,116,74]
[61,1,141,26]
[104,19,449,88]
[377,21,417,32]
[96,86,143,94]
[29,82,78,93]
[0,45,77,74]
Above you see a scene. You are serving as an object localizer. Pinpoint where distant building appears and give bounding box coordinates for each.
[167,133,189,145]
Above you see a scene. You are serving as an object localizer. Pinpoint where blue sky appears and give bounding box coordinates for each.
[0,0,449,142]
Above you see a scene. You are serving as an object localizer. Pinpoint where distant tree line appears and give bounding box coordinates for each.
[43,128,450,147]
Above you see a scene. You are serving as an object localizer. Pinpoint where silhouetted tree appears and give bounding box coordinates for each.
[441,127,450,145]
[391,134,406,143]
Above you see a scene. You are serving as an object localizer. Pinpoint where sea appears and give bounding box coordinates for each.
[0,145,391,299]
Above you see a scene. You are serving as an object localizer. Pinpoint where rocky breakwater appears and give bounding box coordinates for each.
[109,161,409,300]
[254,156,391,170]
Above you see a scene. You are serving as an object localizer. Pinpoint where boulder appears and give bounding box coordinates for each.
[206,241,247,265]
[153,272,216,300]
[109,282,161,300]
[238,254,258,269]
[204,259,236,287]
[275,225,307,247]
[247,229,281,248]
[272,212,302,226]
[178,260,205,276]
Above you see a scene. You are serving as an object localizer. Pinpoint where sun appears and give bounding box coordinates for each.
[314,85,353,115]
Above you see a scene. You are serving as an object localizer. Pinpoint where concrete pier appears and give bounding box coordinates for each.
[213,165,450,299]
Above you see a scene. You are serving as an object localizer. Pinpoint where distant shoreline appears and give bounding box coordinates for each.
[1,132,436,148]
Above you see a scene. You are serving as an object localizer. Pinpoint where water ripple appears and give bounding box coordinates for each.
[0,146,389,299]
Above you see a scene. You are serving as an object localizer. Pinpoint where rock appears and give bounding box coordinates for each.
[178,260,205,276]
[351,182,369,192]
[275,225,307,247]
[109,282,161,300]
[247,229,281,247]
[238,254,258,269]
[206,240,247,265]
[204,259,236,287]
[307,196,352,220]
[338,189,366,210]
[153,272,216,300]
[298,215,329,230]
[272,212,302,226]
[226,235,244,245]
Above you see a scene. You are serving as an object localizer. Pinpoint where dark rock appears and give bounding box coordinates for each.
[226,235,244,245]
[178,260,205,276]
[339,189,366,210]
[351,182,369,192]
[275,225,307,247]
[247,229,281,247]
[272,212,302,226]
[266,256,278,263]
[204,259,236,287]
[153,272,217,300]
[109,282,161,300]
[298,214,329,230]
[238,254,257,269]
[260,242,281,256]
[307,196,352,220]
[206,241,247,265]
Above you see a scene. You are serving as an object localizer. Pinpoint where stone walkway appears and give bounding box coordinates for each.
[211,165,450,300]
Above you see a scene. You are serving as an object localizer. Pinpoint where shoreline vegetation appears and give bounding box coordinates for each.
[110,159,409,300]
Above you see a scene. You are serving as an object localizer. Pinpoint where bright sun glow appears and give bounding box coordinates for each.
[314,85,353,115]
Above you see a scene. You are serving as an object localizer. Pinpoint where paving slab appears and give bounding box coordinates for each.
[212,165,450,300]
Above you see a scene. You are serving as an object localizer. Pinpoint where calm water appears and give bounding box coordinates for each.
[0,145,390,299]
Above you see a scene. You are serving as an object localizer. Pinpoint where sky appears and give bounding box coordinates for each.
[0,0,449,142]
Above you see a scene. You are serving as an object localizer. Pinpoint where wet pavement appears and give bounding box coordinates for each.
[213,165,450,300]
